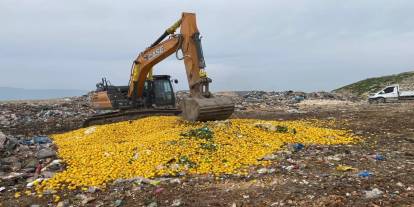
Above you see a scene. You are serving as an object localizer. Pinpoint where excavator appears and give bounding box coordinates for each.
[84,12,234,126]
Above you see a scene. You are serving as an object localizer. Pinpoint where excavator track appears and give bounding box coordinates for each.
[83,109,181,127]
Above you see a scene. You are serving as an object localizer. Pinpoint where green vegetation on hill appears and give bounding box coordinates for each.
[334,71,414,97]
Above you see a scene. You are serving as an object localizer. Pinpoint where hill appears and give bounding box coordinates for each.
[333,71,414,97]
[0,87,87,101]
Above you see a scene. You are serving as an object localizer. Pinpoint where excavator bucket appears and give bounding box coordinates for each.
[91,91,113,110]
[181,96,235,121]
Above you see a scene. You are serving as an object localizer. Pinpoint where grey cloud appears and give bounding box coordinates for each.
[1,0,413,91]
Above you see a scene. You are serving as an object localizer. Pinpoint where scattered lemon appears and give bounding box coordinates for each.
[38,116,356,191]
[53,195,61,202]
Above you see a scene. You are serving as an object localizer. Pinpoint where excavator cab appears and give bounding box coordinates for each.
[149,75,176,107]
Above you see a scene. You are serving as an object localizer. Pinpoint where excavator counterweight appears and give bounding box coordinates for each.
[85,12,234,126]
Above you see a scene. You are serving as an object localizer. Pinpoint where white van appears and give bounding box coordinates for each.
[368,84,414,103]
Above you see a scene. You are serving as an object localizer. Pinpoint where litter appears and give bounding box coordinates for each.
[336,165,355,171]
[358,170,373,177]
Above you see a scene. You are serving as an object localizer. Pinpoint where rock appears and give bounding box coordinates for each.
[78,194,95,205]
[1,172,24,180]
[355,130,364,135]
[147,202,157,207]
[1,156,19,164]
[154,187,164,194]
[17,144,31,155]
[0,131,6,149]
[114,176,154,185]
[36,148,56,159]
[326,155,342,161]
[261,154,278,161]
[396,182,404,187]
[56,200,69,207]
[0,164,12,172]
[95,201,105,207]
[287,109,300,113]
[114,199,124,207]
[257,168,268,174]
[282,165,295,172]
[169,178,181,184]
[0,156,22,172]
[24,159,38,169]
[171,199,182,206]
[11,161,22,171]
[257,168,276,174]
[88,186,98,193]
[364,188,383,199]
[1,172,27,186]
[4,137,18,151]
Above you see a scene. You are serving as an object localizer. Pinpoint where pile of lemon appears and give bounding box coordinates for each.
[38,116,356,191]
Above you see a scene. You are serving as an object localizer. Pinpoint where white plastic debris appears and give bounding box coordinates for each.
[26,178,45,188]
[364,188,383,199]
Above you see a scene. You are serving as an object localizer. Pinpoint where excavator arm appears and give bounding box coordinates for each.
[128,13,208,99]
[127,12,234,121]
[127,36,181,98]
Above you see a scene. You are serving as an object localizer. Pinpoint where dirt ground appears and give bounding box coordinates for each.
[1,102,414,207]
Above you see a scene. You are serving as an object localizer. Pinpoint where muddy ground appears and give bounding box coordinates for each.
[1,101,413,207]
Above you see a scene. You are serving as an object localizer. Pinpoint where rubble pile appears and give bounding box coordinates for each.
[232,91,356,111]
[0,96,94,135]
[0,96,94,199]
[176,90,358,112]
[0,132,64,193]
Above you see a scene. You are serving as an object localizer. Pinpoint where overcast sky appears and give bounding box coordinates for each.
[1,0,413,92]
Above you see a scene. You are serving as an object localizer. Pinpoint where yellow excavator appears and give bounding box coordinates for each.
[84,12,234,126]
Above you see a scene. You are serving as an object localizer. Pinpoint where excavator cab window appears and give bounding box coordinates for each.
[153,78,175,107]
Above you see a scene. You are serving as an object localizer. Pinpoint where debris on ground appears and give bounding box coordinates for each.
[358,170,374,178]
[364,188,383,199]
[336,165,355,172]
[0,94,413,206]
[0,96,93,136]
[373,154,385,161]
